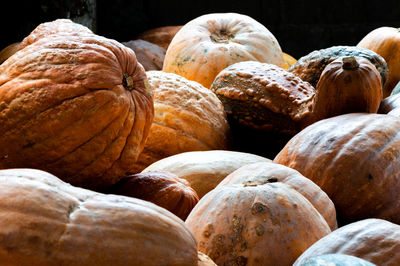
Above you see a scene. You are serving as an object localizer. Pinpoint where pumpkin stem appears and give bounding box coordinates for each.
[210,29,234,44]
[342,56,359,70]
[123,73,134,91]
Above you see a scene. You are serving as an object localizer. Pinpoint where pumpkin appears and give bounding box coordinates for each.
[378,93,400,113]
[185,183,331,266]
[122,39,165,71]
[217,161,337,230]
[294,219,400,266]
[298,254,375,266]
[357,27,400,97]
[289,46,388,89]
[312,56,382,121]
[274,113,400,225]
[163,13,285,88]
[130,71,230,173]
[198,251,217,266]
[143,150,271,198]
[137,25,183,50]
[283,52,297,70]
[0,19,154,190]
[0,42,20,64]
[106,171,199,220]
[0,168,198,265]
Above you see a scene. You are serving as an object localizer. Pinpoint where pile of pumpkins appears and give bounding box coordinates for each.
[0,12,400,265]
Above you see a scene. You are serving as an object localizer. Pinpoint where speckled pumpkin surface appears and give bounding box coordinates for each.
[185,183,331,266]
[0,168,198,266]
[294,219,400,266]
[274,113,400,225]
[289,46,388,89]
[130,71,230,173]
[0,19,154,190]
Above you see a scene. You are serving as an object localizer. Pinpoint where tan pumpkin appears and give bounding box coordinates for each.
[294,219,400,266]
[274,113,400,225]
[217,161,337,230]
[137,25,183,50]
[186,183,331,266]
[358,27,400,97]
[0,19,154,190]
[143,150,271,198]
[163,13,285,88]
[122,39,166,71]
[0,42,20,64]
[130,71,230,173]
[0,168,198,265]
[106,171,199,220]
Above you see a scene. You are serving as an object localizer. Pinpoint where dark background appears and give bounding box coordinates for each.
[2,0,400,59]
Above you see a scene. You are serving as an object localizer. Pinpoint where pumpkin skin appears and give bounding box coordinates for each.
[299,254,375,266]
[185,183,331,266]
[198,251,217,266]
[283,52,297,70]
[137,25,183,50]
[217,162,337,230]
[274,113,400,225]
[106,171,199,220]
[378,93,400,114]
[122,39,166,71]
[0,19,154,190]
[312,56,382,122]
[130,71,230,173]
[0,168,198,266]
[0,42,20,64]
[357,27,400,97]
[163,13,285,88]
[143,150,271,198]
[294,219,400,266]
[289,46,388,89]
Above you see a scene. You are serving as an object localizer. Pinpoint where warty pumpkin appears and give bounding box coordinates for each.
[357,27,400,97]
[274,113,400,225]
[0,19,154,190]
[0,168,198,265]
[294,219,400,266]
[143,150,271,198]
[163,12,285,88]
[185,182,331,266]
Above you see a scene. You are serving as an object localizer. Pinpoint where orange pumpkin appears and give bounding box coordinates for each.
[282,52,297,70]
[0,19,154,190]
[163,13,285,88]
[0,42,20,64]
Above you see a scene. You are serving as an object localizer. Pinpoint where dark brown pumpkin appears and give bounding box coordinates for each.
[274,113,400,225]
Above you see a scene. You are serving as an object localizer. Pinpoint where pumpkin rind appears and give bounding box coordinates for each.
[163,13,285,88]
[186,183,331,266]
[122,39,166,71]
[283,52,297,70]
[137,25,183,50]
[0,19,154,190]
[0,168,198,265]
[0,42,20,64]
[294,219,400,266]
[217,161,337,230]
[299,254,375,266]
[274,113,400,225]
[289,46,388,89]
[378,93,400,114]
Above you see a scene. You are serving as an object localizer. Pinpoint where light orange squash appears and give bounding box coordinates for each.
[163,13,285,88]
[282,52,297,70]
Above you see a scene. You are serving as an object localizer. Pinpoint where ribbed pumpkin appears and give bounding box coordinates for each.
[185,183,331,266]
[143,150,271,198]
[0,42,20,64]
[106,171,199,220]
[217,162,337,230]
[294,219,400,266]
[122,39,165,71]
[0,168,198,265]
[357,27,400,97]
[274,113,400,225]
[163,13,285,88]
[0,19,154,190]
[130,71,230,173]
[138,25,183,50]
[378,93,400,113]
[298,254,375,266]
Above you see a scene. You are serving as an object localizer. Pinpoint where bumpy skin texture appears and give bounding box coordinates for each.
[106,171,199,220]
[274,113,400,225]
[211,61,315,135]
[217,162,337,230]
[138,25,183,50]
[143,150,271,198]
[0,19,154,190]
[298,254,375,266]
[289,46,388,89]
[358,27,400,97]
[294,219,400,266]
[163,13,285,88]
[0,169,198,266]
[122,39,166,71]
[312,56,382,122]
[130,71,230,173]
[185,183,331,266]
